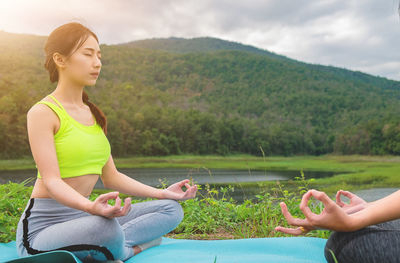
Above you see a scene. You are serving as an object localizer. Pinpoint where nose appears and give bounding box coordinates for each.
[94,56,102,68]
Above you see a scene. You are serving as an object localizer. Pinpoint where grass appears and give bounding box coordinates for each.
[0,158,36,171]
[1,154,400,243]
[170,175,330,240]
[0,173,330,243]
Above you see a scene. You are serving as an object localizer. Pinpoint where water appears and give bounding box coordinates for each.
[354,188,399,202]
[0,168,338,201]
[3,169,397,202]
[0,168,336,187]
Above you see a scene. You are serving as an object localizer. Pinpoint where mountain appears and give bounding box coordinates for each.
[120,36,288,60]
[1,31,400,158]
[120,36,396,88]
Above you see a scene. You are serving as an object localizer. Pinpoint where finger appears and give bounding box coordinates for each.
[122,197,131,214]
[115,198,131,216]
[179,179,190,187]
[97,192,119,203]
[186,185,198,199]
[275,226,307,236]
[339,190,355,200]
[302,190,335,219]
[280,202,310,227]
[112,196,122,212]
[299,191,316,219]
[188,186,197,198]
[191,184,198,193]
[181,185,197,200]
[311,190,336,207]
[335,190,345,207]
[181,189,191,200]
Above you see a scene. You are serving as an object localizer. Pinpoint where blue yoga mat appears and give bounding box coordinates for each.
[0,237,327,263]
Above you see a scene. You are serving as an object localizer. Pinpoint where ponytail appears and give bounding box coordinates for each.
[82,91,107,135]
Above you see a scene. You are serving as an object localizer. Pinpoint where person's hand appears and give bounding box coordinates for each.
[336,190,368,214]
[162,179,198,201]
[274,201,316,236]
[275,189,357,235]
[90,192,131,218]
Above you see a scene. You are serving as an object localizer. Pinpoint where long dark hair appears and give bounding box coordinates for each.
[44,22,107,134]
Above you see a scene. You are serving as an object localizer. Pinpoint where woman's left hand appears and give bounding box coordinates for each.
[161,179,198,201]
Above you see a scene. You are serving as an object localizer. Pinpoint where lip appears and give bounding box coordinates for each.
[90,72,99,78]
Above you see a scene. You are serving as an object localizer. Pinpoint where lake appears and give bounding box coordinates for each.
[2,167,394,202]
[0,167,338,201]
[0,167,337,186]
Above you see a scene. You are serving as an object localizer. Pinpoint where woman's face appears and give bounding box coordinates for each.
[63,35,102,87]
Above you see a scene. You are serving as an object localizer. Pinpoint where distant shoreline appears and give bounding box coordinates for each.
[1,155,400,194]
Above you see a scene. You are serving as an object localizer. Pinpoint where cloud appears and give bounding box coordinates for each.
[0,0,399,80]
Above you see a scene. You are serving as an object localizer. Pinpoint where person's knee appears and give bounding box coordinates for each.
[162,199,184,224]
[324,229,380,263]
[89,216,124,242]
[85,216,125,259]
[324,232,339,263]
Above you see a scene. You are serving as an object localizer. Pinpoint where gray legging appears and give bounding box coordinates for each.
[325,219,400,263]
[16,198,183,262]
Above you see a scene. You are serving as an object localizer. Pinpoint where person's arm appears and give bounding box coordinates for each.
[275,189,400,235]
[27,104,130,218]
[350,190,400,229]
[100,155,198,200]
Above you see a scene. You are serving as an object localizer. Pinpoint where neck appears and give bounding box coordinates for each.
[52,75,85,107]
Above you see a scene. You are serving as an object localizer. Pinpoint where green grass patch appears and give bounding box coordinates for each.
[2,154,400,242]
[0,175,330,243]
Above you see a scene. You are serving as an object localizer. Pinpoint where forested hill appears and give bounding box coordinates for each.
[121,36,396,88]
[120,37,287,60]
[1,31,400,159]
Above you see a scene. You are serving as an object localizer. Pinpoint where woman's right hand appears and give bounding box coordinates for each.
[275,189,357,234]
[88,192,131,218]
[336,190,368,215]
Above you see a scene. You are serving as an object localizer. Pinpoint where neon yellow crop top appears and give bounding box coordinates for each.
[35,95,111,179]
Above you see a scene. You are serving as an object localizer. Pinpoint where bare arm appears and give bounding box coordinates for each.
[101,155,198,200]
[101,155,164,198]
[350,190,400,229]
[27,104,130,218]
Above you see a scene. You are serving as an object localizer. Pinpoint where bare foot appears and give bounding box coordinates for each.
[132,237,162,256]
[133,246,142,255]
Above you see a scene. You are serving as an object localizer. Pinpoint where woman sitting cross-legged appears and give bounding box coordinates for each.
[16,22,198,263]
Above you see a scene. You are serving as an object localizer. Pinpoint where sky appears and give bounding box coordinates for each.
[1,0,400,81]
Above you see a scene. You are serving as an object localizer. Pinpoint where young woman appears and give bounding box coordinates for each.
[15,22,198,262]
[275,189,400,262]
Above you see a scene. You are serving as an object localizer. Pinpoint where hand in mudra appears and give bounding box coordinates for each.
[91,191,131,218]
[162,179,198,200]
[275,189,356,235]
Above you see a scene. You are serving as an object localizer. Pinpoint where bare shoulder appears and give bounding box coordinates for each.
[28,103,52,119]
[27,99,59,130]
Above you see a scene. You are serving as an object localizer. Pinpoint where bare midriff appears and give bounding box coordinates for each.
[30,174,99,198]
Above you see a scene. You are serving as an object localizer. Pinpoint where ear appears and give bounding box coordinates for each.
[52,52,67,69]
